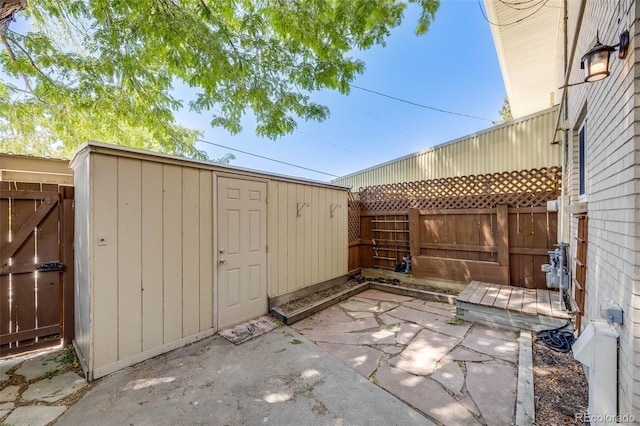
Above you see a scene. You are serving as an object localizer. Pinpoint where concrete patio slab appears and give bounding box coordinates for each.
[22,371,87,403]
[375,365,480,426]
[57,328,429,426]
[390,328,460,376]
[3,405,67,426]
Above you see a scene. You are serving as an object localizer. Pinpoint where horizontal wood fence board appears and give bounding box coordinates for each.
[414,256,509,286]
[0,324,59,345]
[0,190,58,200]
[420,243,498,253]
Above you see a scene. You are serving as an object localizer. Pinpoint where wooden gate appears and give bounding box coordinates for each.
[0,182,74,356]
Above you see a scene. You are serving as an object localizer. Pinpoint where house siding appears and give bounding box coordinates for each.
[333,106,560,190]
[564,0,640,418]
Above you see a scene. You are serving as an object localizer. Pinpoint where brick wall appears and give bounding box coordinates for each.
[564,0,640,418]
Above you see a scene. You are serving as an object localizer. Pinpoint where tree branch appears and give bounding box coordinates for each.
[0,0,26,37]
[6,32,54,83]
[0,33,45,103]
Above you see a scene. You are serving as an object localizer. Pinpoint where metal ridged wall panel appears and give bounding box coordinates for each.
[334,106,560,190]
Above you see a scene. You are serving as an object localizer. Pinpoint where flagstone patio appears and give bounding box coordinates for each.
[291,289,520,425]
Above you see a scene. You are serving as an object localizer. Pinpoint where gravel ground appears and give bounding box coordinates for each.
[532,337,588,425]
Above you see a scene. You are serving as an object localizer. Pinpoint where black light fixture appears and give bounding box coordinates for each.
[580,30,630,82]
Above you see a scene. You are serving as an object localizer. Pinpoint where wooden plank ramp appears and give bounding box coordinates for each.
[456,281,573,332]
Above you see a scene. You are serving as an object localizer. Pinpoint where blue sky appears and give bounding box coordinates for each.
[177,0,507,183]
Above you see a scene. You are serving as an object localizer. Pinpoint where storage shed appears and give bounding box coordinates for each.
[71,142,348,380]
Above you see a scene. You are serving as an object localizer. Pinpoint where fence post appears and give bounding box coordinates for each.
[408,208,420,259]
[496,204,510,284]
[60,186,75,345]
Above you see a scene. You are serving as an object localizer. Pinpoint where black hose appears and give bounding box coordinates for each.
[535,318,575,353]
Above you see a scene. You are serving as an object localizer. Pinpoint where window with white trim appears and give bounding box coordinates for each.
[578,122,587,198]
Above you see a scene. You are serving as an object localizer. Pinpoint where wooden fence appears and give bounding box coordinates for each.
[348,167,561,288]
[347,191,361,272]
[0,182,74,356]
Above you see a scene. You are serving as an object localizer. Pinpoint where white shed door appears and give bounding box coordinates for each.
[217,177,267,328]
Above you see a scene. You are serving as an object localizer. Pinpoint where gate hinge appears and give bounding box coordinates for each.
[37,261,64,272]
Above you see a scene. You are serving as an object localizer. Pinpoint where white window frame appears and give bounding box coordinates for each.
[578,121,587,200]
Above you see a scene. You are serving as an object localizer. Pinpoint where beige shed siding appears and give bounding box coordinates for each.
[84,154,218,377]
[334,106,560,189]
[562,0,640,417]
[0,154,73,184]
[141,161,164,351]
[72,154,91,369]
[267,180,348,297]
[71,142,348,379]
[199,171,215,332]
[92,155,119,369]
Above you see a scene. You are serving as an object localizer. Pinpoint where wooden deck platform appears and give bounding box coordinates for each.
[456,281,573,332]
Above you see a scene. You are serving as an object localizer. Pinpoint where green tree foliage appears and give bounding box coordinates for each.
[0,0,439,160]
[499,96,512,122]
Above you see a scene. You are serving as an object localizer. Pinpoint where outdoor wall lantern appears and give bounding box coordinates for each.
[580,30,629,82]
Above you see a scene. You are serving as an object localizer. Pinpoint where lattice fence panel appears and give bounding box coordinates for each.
[347,190,360,242]
[356,167,561,212]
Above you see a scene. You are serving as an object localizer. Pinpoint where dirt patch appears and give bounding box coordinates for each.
[532,336,588,425]
[279,281,362,314]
